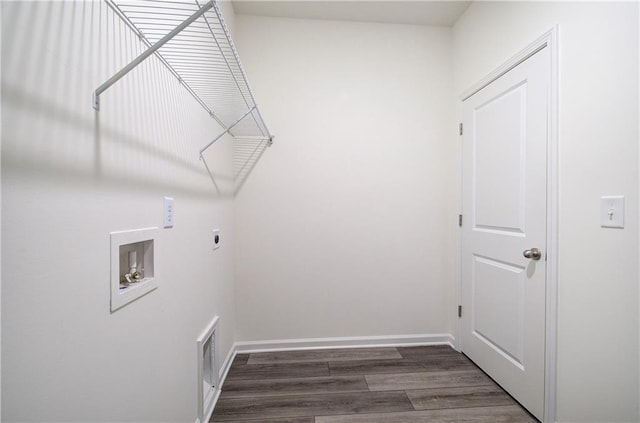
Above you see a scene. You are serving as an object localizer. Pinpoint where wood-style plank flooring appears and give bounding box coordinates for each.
[211,345,538,422]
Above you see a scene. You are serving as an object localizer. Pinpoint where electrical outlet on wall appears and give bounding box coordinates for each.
[212,229,221,250]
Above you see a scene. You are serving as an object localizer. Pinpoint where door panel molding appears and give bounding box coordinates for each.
[455,26,559,423]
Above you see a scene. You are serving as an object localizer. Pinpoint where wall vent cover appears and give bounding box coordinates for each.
[197,316,219,422]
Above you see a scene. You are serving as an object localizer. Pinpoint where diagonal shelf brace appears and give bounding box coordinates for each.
[93,0,214,111]
[199,105,258,157]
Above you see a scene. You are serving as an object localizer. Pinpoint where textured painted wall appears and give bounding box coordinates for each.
[234,15,456,342]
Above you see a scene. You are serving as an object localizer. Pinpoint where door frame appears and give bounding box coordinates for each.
[455,27,559,423]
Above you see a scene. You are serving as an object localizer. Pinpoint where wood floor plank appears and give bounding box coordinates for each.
[231,354,249,367]
[213,346,536,422]
[221,375,369,398]
[225,362,330,381]
[247,347,402,364]
[397,345,459,360]
[417,355,479,372]
[210,418,314,423]
[329,359,426,375]
[406,385,515,410]
[365,369,494,391]
[211,391,414,421]
[314,405,537,422]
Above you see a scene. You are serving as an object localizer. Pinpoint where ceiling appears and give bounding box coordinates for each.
[230,1,473,27]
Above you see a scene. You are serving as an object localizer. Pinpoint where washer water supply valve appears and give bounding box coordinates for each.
[121,250,144,285]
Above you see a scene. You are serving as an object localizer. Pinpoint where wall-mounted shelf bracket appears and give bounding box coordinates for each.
[96,0,274,193]
[93,0,214,111]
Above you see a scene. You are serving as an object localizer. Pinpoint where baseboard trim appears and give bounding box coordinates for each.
[234,333,455,354]
[218,343,237,387]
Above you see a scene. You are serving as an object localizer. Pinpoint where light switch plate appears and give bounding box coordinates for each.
[163,197,175,228]
[601,196,624,228]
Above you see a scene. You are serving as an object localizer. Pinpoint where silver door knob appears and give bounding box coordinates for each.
[523,248,542,260]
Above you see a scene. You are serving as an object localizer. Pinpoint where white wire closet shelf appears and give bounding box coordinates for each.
[93,0,273,190]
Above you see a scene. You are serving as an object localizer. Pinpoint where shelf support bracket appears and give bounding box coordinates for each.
[199,105,258,157]
[92,0,214,110]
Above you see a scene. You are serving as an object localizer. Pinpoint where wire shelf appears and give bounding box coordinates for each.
[94,0,273,192]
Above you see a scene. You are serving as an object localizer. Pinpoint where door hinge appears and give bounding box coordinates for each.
[458,214,463,227]
[459,123,463,135]
[458,305,462,318]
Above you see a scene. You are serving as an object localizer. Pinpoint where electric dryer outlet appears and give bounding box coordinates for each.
[212,229,221,250]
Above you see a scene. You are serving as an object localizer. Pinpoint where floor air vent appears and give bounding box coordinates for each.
[197,316,219,423]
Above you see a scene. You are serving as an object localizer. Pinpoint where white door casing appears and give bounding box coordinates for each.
[460,46,550,420]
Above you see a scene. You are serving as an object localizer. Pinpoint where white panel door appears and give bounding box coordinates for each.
[461,46,549,420]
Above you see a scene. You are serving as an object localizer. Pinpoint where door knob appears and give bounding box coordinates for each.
[523,248,542,261]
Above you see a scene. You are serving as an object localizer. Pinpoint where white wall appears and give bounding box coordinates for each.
[1,1,237,421]
[453,2,639,422]
[233,15,456,342]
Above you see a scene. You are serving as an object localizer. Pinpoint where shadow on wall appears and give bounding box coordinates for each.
[1,0,246,199]
[2,84,232,198]
[232,136,271,193]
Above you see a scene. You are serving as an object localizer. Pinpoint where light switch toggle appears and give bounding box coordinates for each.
[601,196,624,228]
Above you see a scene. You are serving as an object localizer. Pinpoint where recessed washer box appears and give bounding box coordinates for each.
[110,227,159,312]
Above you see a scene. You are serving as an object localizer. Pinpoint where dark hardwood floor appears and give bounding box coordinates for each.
[211,345,538,422]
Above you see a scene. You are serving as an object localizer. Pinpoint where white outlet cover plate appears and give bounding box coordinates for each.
[601,195,624,228]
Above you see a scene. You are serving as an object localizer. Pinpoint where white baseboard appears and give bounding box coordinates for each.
[197,332,455,422]
[234,333,455,354]
[218,343,237,387]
